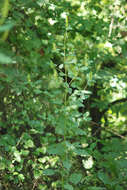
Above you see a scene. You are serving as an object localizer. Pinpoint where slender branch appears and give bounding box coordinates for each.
[105,128,126,139]
[102,97,127,115]
[109,98,127,106]
[32,179,38,190]
[90,121,126,139]
[108,17,114,37]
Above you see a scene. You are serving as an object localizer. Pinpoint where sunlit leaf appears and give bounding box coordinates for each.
[0,53,12,64]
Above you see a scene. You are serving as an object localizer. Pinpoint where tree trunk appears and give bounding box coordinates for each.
[89,84,103,149]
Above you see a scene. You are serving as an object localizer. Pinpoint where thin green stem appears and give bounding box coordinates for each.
[61,14,69,190]
[64,31,68,106]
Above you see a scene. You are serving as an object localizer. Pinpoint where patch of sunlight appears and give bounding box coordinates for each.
[48,18,57,25]
[82,156,94,169]
[61,12,67,19]
[110,77,118,87]
[110,77,127,101]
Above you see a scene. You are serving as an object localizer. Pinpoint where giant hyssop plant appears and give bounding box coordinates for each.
[0,0,127,189]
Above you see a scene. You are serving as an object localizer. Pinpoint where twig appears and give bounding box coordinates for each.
[90,121,126,139]
[108,17,114,37]
[102,97,127,115]
[16,133,24,147]
[32,179,38,190]
[105,128,126,139]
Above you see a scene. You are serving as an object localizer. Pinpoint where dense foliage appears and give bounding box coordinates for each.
[0,0,127,189]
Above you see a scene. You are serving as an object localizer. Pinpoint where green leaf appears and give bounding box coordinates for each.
[47,143,65,155]
[24,139,34,148]
[34,170,42,179]
[43,169,55,176]
[98,172,111,185]
[74,128,86,135]
[117,159,127,168]
[34,147,46,155]
[62,160,72,170]
[0,53,12,64]
[64,183,73,190]
[21,150,29,156]
[115,185,124,190]
[73,148,89,156]
[18,174,25,181]
[0,22,15,32]
[0,162,6,170]
[14,151,21,162]
[88,187,106,190]
[69,173,82,185]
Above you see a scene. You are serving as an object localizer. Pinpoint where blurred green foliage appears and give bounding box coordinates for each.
[0,0,127,189]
